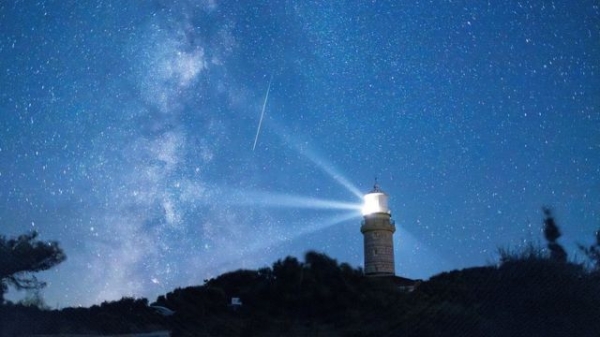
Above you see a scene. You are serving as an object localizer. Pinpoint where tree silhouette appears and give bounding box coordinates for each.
[542,207,567,263]
[579,229,600,272]
[1,246,600,336]
[0,231,66,303]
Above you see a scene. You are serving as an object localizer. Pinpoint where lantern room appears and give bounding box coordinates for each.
[361,184,390,216]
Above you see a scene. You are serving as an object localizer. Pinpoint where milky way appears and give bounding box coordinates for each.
[1,1,598,307]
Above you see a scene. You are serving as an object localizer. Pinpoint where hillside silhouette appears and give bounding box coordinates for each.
[2,211,600,336]
[2,250,600,336]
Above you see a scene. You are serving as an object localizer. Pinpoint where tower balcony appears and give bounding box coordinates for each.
[361,218,396,233]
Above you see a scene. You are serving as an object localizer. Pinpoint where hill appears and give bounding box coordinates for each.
[1,249,600,336]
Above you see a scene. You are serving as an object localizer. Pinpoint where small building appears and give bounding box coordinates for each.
[229,297,242,311]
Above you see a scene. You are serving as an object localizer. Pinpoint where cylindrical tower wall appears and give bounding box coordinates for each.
[361,214,395,275]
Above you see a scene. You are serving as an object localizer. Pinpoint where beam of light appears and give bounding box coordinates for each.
[286,211,361,240]
[394,226,452,279]
[204,211,361,273]
[298,147,364,200]
[219,188,362,212]
[252,75,273,151]
[253,211,361,250]
[267,118,363,199]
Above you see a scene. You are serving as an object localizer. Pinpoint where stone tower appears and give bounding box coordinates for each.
[360,183,396,276]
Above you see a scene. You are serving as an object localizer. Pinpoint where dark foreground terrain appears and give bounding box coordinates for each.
[1,249,600,337]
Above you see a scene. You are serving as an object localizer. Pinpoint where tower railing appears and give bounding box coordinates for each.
[361,219,395,227]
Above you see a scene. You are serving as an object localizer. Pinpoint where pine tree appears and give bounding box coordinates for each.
[542,208,567,263]
[0,231,66,303]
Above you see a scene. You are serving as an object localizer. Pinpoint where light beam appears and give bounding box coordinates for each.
[266,118,363,199]
[218,188,362,212]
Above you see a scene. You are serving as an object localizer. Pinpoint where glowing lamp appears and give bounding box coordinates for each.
[361,190,390,216]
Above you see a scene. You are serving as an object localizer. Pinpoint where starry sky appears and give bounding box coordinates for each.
[1,1,599,308]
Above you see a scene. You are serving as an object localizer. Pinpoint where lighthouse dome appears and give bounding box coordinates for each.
[361,187,390,216]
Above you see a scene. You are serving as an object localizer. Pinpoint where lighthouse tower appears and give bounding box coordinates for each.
[360,183,396,276]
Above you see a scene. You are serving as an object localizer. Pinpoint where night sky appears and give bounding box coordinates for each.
[1,1,599,308]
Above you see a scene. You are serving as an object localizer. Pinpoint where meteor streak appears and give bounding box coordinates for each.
[252,75,273,151]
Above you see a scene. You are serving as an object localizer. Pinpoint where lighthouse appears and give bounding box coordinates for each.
[360,183,396,276]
